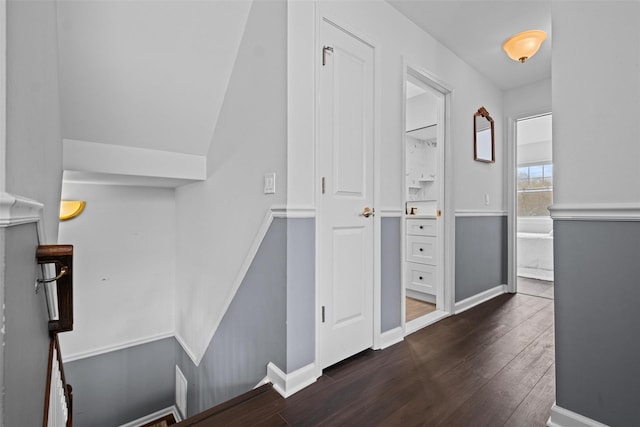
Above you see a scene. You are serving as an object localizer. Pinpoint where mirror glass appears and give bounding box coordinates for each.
[474,107,495,163]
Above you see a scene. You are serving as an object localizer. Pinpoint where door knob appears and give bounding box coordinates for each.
[360,207,374,218]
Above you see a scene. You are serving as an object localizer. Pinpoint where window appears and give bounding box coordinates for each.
[517,163,553,216]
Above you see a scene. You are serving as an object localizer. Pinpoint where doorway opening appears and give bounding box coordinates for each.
[515,113,554,299]
[402,66,450,334]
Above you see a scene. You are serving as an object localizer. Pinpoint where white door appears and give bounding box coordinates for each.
[318,20,375,369]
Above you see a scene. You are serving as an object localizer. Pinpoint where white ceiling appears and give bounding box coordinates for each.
[57,0,252,156]
[387,0,552,91]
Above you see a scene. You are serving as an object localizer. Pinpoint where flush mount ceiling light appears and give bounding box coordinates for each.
[502,30,547,63]
[59,200,86,221]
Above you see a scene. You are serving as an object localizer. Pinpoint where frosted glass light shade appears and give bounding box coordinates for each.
[60,200,86,221]
[502,30,547,63]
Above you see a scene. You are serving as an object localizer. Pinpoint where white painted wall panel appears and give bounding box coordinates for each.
[56,0,251,156]
[175,1,287,362]
[297,0,505,213]
[552,2,640,206]
[58,183,176,360]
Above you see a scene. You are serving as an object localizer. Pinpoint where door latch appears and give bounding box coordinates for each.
[322,46,334,66]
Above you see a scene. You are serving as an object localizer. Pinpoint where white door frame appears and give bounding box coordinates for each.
[506,109,552,294]
[314,9,381,375]
[400,61,455,334]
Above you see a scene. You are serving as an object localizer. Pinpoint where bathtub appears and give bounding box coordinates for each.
[517,218,554,281]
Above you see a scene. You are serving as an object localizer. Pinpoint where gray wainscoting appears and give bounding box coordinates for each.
[554,220,640,426]
[286,218,315,373]
[455,215,507,302]
[64,337,176,427]
[4,224,51,427]
[176,217,288,416]
[381,217,402,333]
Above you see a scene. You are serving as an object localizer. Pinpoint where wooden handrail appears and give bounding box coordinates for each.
[37,245,74,334]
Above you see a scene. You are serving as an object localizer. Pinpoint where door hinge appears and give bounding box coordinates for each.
[322,46,334,66]
[322,306,325,323]
[322,177,326,194]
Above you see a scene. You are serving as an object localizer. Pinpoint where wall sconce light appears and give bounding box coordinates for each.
[59,200,86,221]
[502,30,547,63]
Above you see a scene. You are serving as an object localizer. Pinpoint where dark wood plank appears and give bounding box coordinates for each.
[504,363,555,427]
[180,293,556,427]
[174,384,279,426]
[438,325,554,426]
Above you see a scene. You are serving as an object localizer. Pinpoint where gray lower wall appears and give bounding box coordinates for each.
[381,217,402,332]
[286,218,315,373]
[455,215,507,302]
[176,217,288,417]
[64,337,176,427]
[63,216,315,424]
[4,224,51,427]
[554,220,640,426]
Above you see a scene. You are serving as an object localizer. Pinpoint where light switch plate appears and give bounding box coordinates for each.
[264,172,276,194]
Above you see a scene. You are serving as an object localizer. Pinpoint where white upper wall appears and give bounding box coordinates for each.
[58,183,176,360]
[552,3,640,206]
[504,78,551,120]
[289,0,505,213]
[6,0,63,240]
[406,91,438,132]
[56,0,252,156]
[175,0,288,363]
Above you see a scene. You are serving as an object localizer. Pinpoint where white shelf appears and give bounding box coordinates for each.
[406,124,437,141]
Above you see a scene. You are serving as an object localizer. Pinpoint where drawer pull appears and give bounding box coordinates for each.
[419,225,424,229]
[419,248,423,252]
[419,276,423,280]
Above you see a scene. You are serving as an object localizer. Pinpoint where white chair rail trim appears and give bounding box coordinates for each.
[549,203,640,221]
[0,191,44,227]
[455,209,508,217]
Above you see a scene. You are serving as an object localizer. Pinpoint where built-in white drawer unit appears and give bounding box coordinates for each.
[406,235,437,265]
[406,218,437,236]
[405,262,436,295]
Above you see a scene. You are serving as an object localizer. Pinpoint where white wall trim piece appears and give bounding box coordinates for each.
[405,310,450,336]
[379,326,404,349]
[379,208,403,217]
[455,210,508,217]
[0,192,44,228]
[0,0,6,193]
[118,405,182,427]
[271,205,316,218]
[547,404,609,427]
[63,139,207,182]
[549,203,640,221]
[62,331,175,363]
[454,285,507,314]
[266,362,317,398]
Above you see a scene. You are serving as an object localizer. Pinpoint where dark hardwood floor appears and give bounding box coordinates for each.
[177,293,555,427]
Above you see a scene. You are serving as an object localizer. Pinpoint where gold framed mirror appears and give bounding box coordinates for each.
[474,106,495,163]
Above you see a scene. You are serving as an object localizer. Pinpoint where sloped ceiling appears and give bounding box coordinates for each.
[57,0,252,157]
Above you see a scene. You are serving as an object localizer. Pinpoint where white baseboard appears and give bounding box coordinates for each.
[62,332,175,362]
[547,404,609,427]
[454,285,507,314]
[118,405,182,427]
[379,326,404,349]
[266,362,317,398]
